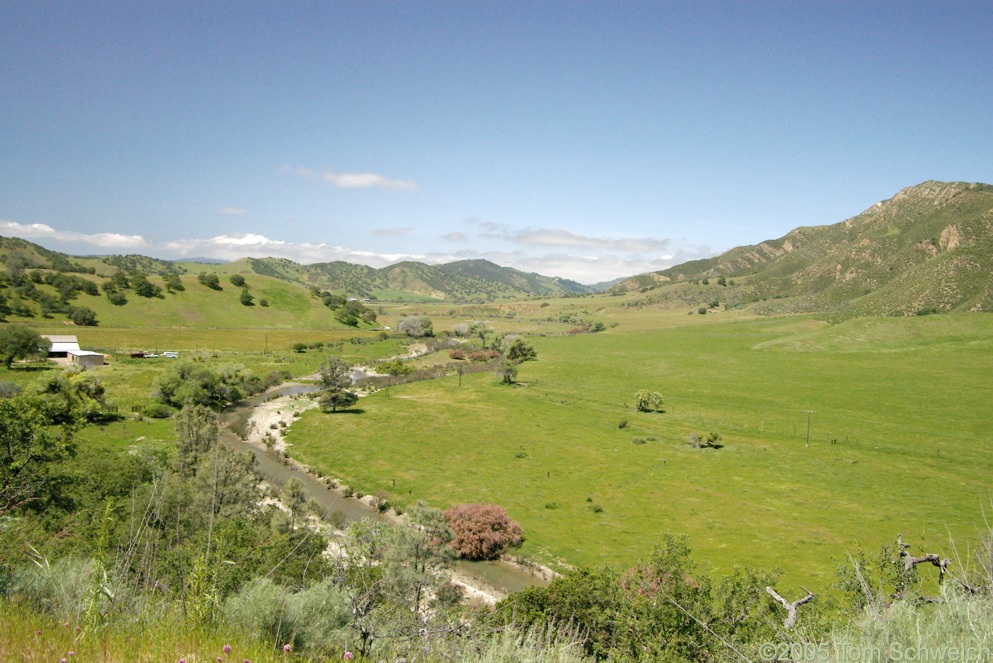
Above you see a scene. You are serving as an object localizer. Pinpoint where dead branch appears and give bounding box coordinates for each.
[897,535,950,582]
[766,586,815,629]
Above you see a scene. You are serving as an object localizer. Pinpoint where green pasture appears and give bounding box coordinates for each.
[286,312,993,590]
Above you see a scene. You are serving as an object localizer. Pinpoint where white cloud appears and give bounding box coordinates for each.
[221,207,248,216]
[442,232,467,242]
[285,166,420,191]
[0,220,147,249]
[466,220,671,253]
[374,227,413,236]
[161,233,424,267]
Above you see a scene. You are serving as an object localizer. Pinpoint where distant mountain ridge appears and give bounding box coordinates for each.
[237,257,593,301]
[3,180,991,314]
[0,237,595,303]
[612,180,993,318]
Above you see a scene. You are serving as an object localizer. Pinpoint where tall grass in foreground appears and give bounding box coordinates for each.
[827,587,993,662]
[0,600,591,662]
[0,601,288,662]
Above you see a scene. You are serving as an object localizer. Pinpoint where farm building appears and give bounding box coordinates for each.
[40,335,105,368]
[68,350,105,368]
[41,335,81,358]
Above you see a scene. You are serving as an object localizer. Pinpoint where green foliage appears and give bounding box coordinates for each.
[154,362,244,409]
[499,360,519,384]
[224,577,352,654]
[197,272,222,290]
[239,288,254,306]
[164,272,184,292]
[378,357,413,377]
[0,383,80,514]
[0,325,48,368]
[635,389,663,412]
[499,535,780,661]
[229,274,246,287]
[131,272,162,298]
[174,403,220,477]
[317,355,358,412]
[506,337,538,362]
[67,305,97,326]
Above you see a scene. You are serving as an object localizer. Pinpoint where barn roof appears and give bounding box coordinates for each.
[42,335,81,353]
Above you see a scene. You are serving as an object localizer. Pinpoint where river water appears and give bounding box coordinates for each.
[220,384,548,596]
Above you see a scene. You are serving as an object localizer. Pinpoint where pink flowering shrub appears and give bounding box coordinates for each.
[443,503,524,560]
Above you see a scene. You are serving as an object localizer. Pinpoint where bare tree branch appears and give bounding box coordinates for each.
[766,586,815,629]
[897,535,950,581]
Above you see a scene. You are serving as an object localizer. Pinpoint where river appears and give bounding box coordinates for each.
[220,384,549,597]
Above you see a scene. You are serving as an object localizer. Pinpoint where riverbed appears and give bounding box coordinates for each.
[220,383,551,600]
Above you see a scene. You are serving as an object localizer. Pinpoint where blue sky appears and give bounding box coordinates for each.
[2,1,990,284]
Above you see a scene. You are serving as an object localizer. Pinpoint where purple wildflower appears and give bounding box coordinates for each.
[283,643,292,653]
[344,652,355,661]
[223,644,232,654]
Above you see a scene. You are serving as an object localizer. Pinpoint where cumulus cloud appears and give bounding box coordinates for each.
[160,233,423,267]
[0,220,147,249]
[285,166,420,191]
[221,207,248,215]
[373,227,413,236]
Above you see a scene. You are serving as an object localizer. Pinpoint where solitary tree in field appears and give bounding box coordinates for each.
[0,326,48,369]
[497,361,518,384]
[318,355,357,412]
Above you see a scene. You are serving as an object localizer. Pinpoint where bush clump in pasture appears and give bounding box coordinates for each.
[689,432,723,449]
[444,503,524,560]
[635,389,663,413]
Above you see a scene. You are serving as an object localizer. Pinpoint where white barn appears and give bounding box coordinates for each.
[42,335,81,358]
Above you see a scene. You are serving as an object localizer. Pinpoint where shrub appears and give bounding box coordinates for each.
[635,390,663,412]
[142,402,174,419]
[449,349,466,360]
[444,503,524,560]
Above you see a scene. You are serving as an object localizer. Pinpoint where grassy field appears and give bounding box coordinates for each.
[285,310,993,590]
[9,290,993,593]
